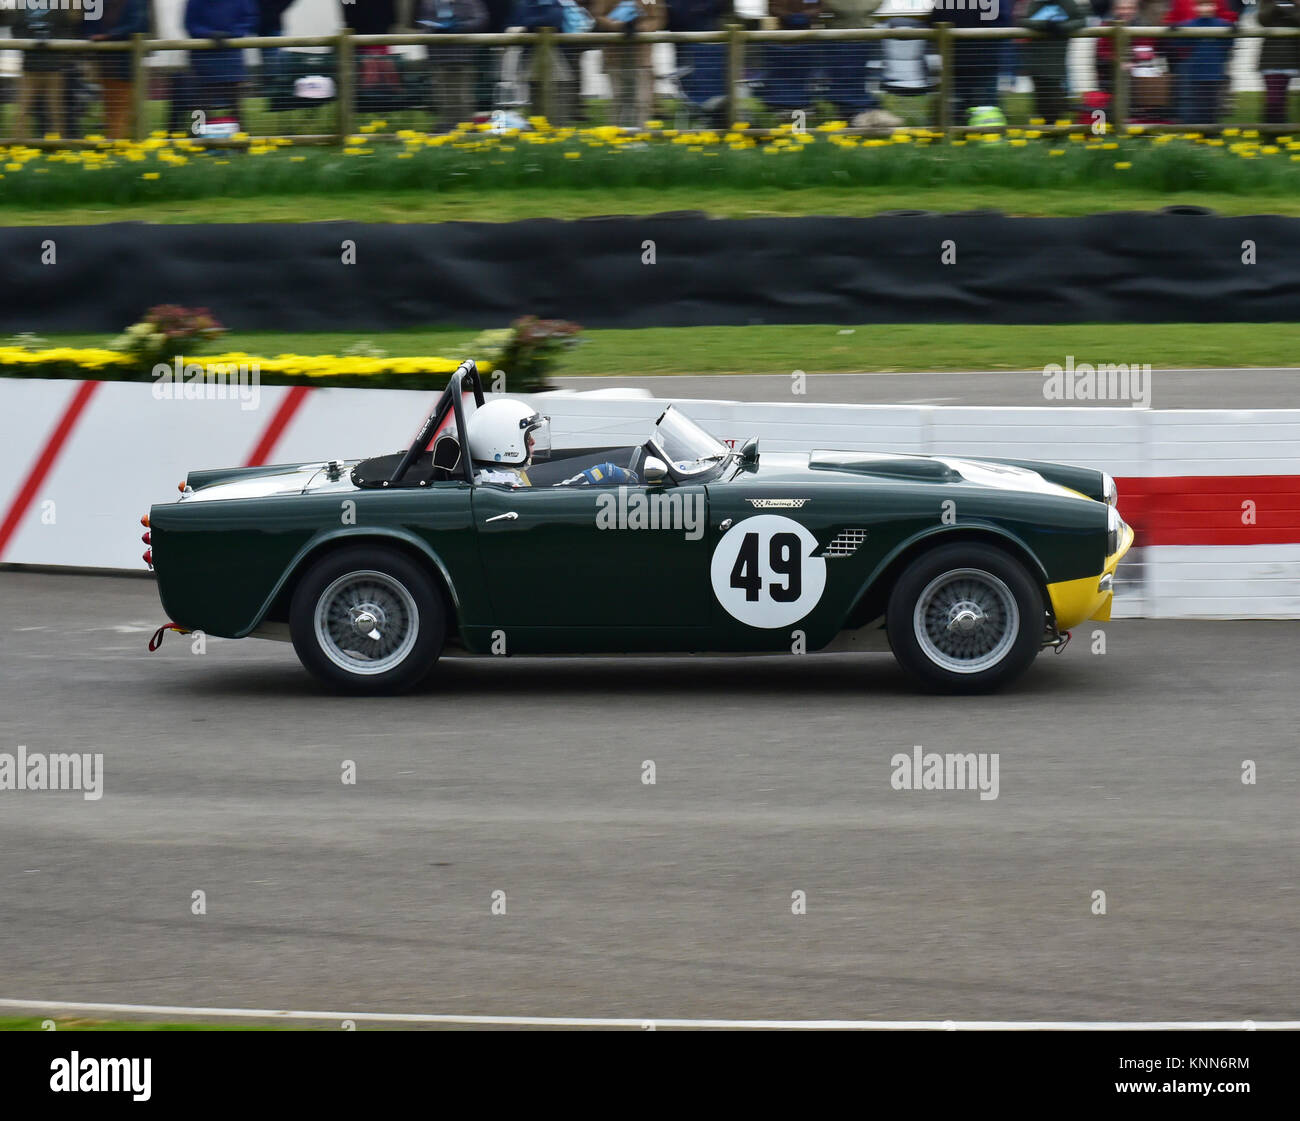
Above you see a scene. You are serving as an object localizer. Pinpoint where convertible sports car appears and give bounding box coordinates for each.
[144,361,1132,694]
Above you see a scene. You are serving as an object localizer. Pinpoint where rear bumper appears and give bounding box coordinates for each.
[1047,521,1135,630]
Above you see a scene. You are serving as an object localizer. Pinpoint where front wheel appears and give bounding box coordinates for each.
[886,542,1043,694]
[289,546,446,694]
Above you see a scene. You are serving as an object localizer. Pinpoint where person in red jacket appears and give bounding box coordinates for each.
[1163,0,1238,21]
[1095,0,1163,102]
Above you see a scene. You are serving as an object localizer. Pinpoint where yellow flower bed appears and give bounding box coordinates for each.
[1,117,1296,179]
[0,346,462,387]
[0,345,132,370]
[205,351,462,378]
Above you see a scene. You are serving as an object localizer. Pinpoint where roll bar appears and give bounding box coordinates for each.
[388,359,486,486]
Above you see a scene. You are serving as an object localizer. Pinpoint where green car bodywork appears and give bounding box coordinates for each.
[149,367,1128,666]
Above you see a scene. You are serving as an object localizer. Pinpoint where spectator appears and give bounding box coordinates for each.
[1127,1,1174,120]
[343,0,402,117]
[1163,0,1236,19]
[42,42,96,141]
[876,0,939,102]
[185,0,259,136]
[826,0,879,22]
[666,0,727,125]
[89,0,150,139]
[592,0,666,128]
[1095,0,1162,95]
[515,0,595,126]
[666,0,723,33]
[13,0,81,141]
[1018,0,1085,124]
[770,0,823,25]
[1170,0,1231,122]
[762,0,824,121]
[948,0,1008,127]
[259,1,298,113]
[821,0,882,120]
[1161,0,1234,125]
[419,0,489,128]
[475,0,517,112]
[1093,0,1171,123]
[1257,0,1300,123]
[260,0,296,32]
[1134,0,1171,28]
[342,0,399,32]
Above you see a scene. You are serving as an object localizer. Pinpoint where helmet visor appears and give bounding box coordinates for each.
[524,415,551,462]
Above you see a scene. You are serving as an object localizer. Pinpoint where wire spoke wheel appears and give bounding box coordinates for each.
[314,569,420,676]
[912,567,1019,675]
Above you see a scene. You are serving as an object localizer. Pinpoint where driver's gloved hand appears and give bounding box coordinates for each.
[557,463,639,487]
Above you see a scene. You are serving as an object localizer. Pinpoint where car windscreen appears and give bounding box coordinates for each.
[649,407,732,478]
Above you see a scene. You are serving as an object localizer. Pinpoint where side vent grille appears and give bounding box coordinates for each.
[821,529,867,558]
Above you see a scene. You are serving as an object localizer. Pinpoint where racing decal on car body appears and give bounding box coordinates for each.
[746,498,809,508]
[710,515,828,628]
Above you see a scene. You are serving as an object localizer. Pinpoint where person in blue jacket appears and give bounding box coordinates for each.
[666,0,727,126]
[1172,0,1234,123]
[184,0,259,134]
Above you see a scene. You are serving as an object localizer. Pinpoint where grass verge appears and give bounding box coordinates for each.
[4,131,1300,224]
[6,184,1300,225]
[0,1016,273,1031]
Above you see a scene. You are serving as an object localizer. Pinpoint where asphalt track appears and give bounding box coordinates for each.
[0,570,1296,1026]
[555,368,1300,407]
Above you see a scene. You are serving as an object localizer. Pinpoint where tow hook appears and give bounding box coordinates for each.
[148,623,191,652]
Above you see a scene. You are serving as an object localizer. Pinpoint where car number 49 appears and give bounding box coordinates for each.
[709,515,828,629]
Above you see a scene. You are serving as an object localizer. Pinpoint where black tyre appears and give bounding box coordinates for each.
[289,545,446,694]
[886,542,1043,694]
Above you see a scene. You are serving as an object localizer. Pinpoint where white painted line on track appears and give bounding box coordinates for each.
[556,368,1300,381]
[2,999,1295,1030]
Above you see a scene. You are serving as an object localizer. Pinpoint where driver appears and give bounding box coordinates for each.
[466,399,550,487]
[466,398,640,488]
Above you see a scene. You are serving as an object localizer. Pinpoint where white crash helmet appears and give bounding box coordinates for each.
[466,399,551,466]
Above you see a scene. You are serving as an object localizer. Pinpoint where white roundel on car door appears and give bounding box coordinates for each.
[710,515,828,629]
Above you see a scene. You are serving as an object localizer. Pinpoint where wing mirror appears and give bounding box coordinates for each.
[738,436,760,468]
[643,456,668,483]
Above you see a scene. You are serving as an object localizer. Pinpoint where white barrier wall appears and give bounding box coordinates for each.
[2,377,1298,620]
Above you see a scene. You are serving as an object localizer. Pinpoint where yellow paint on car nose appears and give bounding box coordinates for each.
[1047,522,1134,630]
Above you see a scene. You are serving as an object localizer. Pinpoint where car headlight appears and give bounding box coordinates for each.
[1101,472,1118,507]
[1107,503,1120,556]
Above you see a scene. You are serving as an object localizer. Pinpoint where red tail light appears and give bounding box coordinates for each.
[143,548,153,567]
[142,531,151,545]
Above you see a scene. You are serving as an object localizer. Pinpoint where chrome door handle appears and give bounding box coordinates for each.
[485,512,518,523]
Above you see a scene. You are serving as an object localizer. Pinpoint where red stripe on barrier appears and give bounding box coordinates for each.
[0,380,101,560]
[244,385,313,467]
[1116,475,1300,546]
[407,402,455,449]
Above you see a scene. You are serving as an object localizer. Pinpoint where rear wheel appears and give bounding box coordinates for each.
[886,542,1043,693]
[289,546,446,694]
